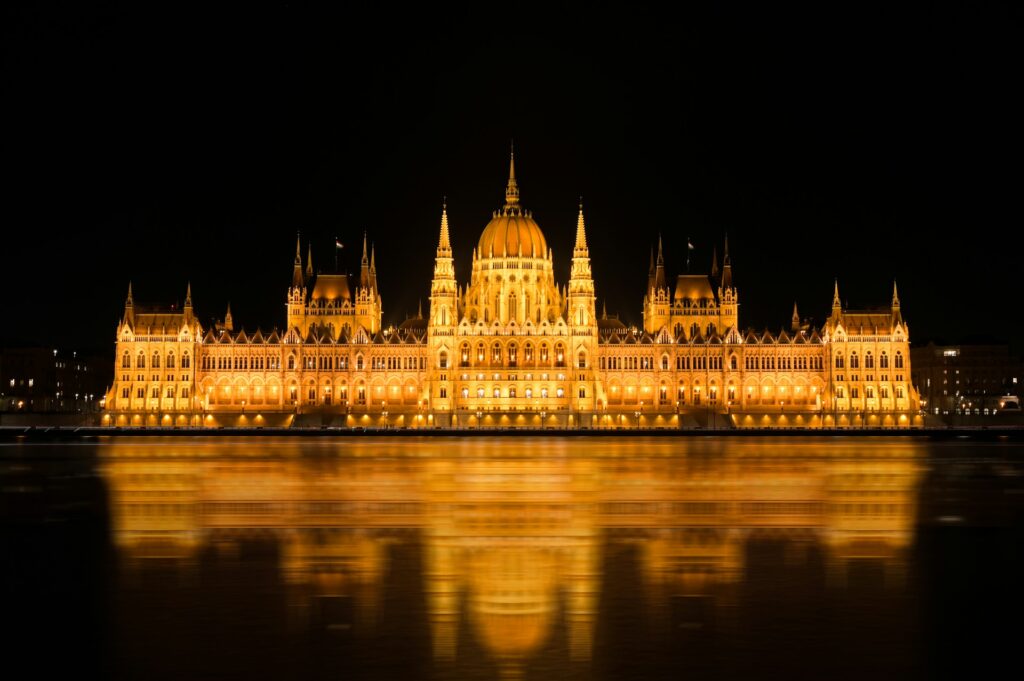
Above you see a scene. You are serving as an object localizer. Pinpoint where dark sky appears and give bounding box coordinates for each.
[2,4,1021,352]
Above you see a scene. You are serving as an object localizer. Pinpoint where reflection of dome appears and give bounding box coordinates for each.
[478,213,547,258]
[477,147,547,259]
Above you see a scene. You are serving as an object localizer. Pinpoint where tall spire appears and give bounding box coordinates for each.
[224,302,233,332]
[438,197,451,252]
[892,280,900,308]
[306,243,313,278]
[125,281,133,307]
[602,300,608,319]
[292,233,304,289]
[369,243,378,291]
[417,298,423,318]
[653,235,667,291]
[792,301,800,331]
[720,234,733,289]
[710,245,719,279]
[184,282,192,309]
[504,141,520,207]
[360,231,370,289]
[574,198,588,254]
[832,279,842,311]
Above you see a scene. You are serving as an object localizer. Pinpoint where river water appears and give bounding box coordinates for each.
[2,436,1022,680]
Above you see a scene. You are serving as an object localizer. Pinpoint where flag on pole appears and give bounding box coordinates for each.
[335,238,344,249]
[687,238,695,251]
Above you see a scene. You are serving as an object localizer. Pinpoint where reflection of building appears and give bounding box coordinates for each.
[103,150,920,428]
[101,438,923,670]
[911,341,1022,417]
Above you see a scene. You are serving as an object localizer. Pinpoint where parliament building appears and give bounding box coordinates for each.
[103,151,922,428]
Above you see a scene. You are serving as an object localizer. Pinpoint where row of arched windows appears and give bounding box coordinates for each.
[458,341,567,368]
[124,351,190,369]
[836,351,902,370]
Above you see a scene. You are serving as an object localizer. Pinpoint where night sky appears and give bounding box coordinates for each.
[2,4,1021,352]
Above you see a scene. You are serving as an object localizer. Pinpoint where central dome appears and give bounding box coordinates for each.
[478,212,547,258]
[477,148,548,258]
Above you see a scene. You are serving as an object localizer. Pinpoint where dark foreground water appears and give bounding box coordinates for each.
[2,437,1023,680]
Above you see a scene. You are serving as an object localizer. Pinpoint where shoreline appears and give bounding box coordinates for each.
[2,425,1024,440]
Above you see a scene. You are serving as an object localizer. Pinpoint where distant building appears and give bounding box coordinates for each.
[911,342,1022,417]
[0,347,110,413]
[103,149,921,428]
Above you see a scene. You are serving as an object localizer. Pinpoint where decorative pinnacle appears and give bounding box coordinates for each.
[574,198,588,252]
[438,198,451,251]
[833,279,841,308]
[504,142,520,206]
[892,280,900,307]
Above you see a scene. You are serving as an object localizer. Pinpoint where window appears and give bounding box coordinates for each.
[439,351,448,369]
[730,355,738,370]
[182,353,190,369]
[137,387,144,398]
[895,352,904,369]
[661,355,669,371]
[896,386,904,398]
[440,387,447,398]
[356,355,364,370]
[525,388,533,399]
[182,387,190,399]
[835,354,844,369]
[462,387,469,399]
[287,355,296,370]
[850,353,859,369]
[509,387,516,398]
[493,387,500,398]
[851,387,859,399]
[541,388,549,398]
[137,353,146,369]
[121,387,129,398]
[477,387,485,398]
[865,353,874,369]
[121,353,130,368]
[166,387,175,398]
[880,353,889,369]
[167,353,175,369]
[660,385,667,402]
[579,351,587,369]
[556,387,565,398]
[151,386,159,398]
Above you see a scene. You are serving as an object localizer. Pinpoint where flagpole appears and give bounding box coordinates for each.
[686,236,691,273]
[334,236,339,272]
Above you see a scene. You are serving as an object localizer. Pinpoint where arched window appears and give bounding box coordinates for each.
[661,355,669,371]
[477,387,485,398]
[525,387,533,399]
[439,351,448,369]
[556,387,565,398]
[182,353,190,369]
[659,385,667,402]
[835,353,844,369]
[460,343,470,367]
[137,352,146,369]
[287,355,296,370]
[865,352,874,369]
[152,352,160,369]
[555,344,565,367]
[895,352,904,369]
[509,386,517,398]
[121,352,130,368]
[850,352,859,369]
[493,387,500,398]
[461,387,469,399]
[541,387,549,398]
[477,342,485,363]
[525,343,534,363]
[167,353,175,369]
[880,352,889,369]
[730,355,738,371]
[356,354,364,371]
[540,344,549,363]
[579,351,587,369]
[509,343,518,367]
[492,342,501,363]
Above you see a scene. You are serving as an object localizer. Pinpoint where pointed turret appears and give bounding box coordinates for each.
[224,302,234,332]
[184,282,192,309]
[125,281,133,308]
[720,235,733,289]
[292,233,304,289]
[360,232,370,289]
[438,197,452,253]
[654,234,667,291]
[417,299,423,318]
[573,199,588,255]
[892,280,900,309]
[647,247,656,292]
[306,243,314,278]
[123,282,134,324]
[791,301,800,332]
[602,300,608,319]
[504,142,520,208]
[710,246,719,279]
[832,279,842,317]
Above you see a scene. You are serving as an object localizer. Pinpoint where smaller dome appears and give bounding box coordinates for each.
[478,212,547,259]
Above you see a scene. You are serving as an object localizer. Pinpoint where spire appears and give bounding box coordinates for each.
[791,301,800,332]
[832,279,842,311]
[360,232,370,289]
[184,282,192,309]
[720,234,733,289]
[892,280,900,308]
[653,235,666,290]
[710,245,719,279]
[306,242,313,278]
[602,300,608,319]
[574,198,588,254]
[438,198,451,252]
[125,281,133,307]
[292,233,304,289]
[224,302,233,332]
[504,142,520,207]
[417,299,423,318]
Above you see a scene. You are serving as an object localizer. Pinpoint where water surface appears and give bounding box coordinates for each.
[3,436,1022,680]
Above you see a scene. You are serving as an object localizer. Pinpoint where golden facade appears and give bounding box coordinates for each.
[104,151,921,428]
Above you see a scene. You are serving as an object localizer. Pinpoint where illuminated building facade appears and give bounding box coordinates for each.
[104,151,921,428]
